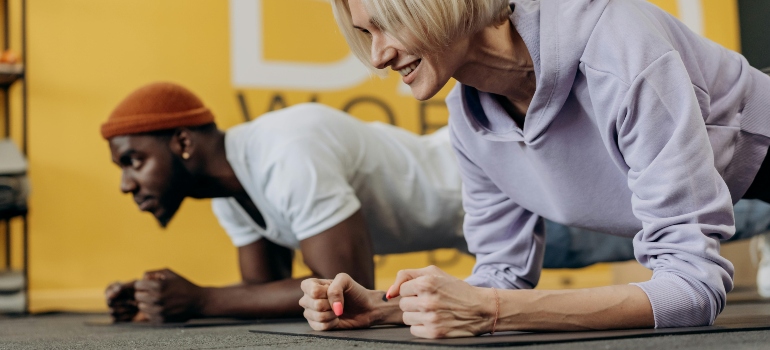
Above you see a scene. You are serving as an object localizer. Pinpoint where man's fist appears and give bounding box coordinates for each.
[134,268,206,323]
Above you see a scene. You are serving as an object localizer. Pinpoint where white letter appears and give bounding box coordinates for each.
[230,0,370,90]
[676,0,704,35]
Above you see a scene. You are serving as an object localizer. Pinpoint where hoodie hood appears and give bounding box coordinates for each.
[458,0,610,144]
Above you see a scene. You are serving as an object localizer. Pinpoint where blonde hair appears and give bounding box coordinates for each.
[332,0,511,74]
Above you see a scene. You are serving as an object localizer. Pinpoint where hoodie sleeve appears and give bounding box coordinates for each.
[593,50,736,328]
[450,124,545,290]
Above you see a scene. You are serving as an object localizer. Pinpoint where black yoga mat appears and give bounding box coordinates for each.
[249,303,770,347]
[86,317,304,328]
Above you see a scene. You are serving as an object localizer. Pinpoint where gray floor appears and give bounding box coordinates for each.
[1,313,770,350]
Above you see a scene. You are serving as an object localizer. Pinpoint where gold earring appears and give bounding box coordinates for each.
[182,152,190,160]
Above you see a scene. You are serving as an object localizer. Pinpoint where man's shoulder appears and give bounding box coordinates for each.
[230,107,360,174]
[229,102,358,151]
[256,103,357,130]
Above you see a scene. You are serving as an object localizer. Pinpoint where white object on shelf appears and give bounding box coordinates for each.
[0,290,25,313]
[0,63,23,75]
[0,139,29,213]
[0,139,27,175]
[0,270,24,293]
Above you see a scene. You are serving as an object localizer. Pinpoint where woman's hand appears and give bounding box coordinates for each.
[299,273,399,330]
[388,265,496,339]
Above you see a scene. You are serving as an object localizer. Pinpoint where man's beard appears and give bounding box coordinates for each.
[155,157,194,228]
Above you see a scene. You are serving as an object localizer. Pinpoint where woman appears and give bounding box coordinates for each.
[299,0,770,338]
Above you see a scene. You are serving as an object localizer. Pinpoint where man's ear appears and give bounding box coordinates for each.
[169,128,194,159]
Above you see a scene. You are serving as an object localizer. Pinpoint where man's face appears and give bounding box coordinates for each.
[109,134,190,227]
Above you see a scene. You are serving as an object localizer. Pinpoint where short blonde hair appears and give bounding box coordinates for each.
[332,0,511,74]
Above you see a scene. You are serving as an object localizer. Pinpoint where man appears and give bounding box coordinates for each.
[102,82,467,323]
[103,82,770,323]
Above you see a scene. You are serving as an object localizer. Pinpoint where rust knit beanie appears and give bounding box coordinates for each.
[100,82,215,139]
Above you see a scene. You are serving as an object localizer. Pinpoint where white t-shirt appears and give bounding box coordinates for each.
[211,103,466,254]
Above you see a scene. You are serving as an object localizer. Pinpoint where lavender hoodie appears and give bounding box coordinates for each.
[451,0,770,328]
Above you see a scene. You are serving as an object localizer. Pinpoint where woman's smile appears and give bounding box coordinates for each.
[396,59,422,84]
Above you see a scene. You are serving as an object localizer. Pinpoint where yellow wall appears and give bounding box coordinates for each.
[15,0,740,312]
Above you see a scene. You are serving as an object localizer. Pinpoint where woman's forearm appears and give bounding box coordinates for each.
[492,284,654,332]
[370,293,404,326]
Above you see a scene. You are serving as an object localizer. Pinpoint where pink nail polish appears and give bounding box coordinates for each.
[332,302,343,316]
[386,286,394,300]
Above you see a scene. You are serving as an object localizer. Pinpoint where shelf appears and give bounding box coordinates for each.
[0,207,26,221]
[0,0,29,315]
[0,64,23,88]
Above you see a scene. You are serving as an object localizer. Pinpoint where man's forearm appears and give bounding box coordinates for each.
[198,278,307,319]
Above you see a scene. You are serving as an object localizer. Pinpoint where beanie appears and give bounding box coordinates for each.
[100,82,215,139]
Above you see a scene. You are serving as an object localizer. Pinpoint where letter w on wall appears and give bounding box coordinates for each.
[230,0,370,90]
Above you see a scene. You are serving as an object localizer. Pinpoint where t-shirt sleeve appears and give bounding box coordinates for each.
[261,141,361,241]
[595,51,735,328]
[211,197,263,247]
[451,124,546,290]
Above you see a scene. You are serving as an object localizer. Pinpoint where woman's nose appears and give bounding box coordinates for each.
[370,33,397,70]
